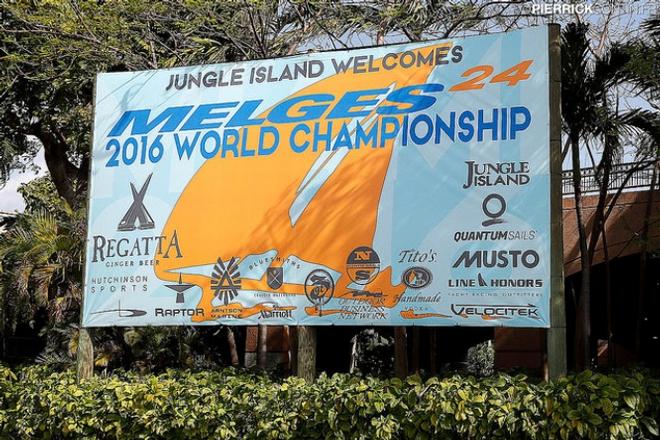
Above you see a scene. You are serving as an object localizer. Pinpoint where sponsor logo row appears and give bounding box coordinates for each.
[88,161,544,321]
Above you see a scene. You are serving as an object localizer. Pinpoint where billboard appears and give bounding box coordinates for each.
[83,26,553,328]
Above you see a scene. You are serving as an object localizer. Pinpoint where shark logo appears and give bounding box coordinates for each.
[117,173,155,231]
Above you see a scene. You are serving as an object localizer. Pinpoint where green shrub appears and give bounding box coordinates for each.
[0,365,657,439]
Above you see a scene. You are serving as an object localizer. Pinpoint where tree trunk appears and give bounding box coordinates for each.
[297,326,316,382]
[411,327,420,373]
[226,327,239,367]
[429,328,437,375]
[257,324,268,370]
[394,327,408,378]
[37,130,83,209]
[288,325,298,375]
[603,230,614,367]
[76,328,94,381]
[570,135,591,370]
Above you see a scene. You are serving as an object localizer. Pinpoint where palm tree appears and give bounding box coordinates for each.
[0,204,85,363]
[622,13,660,358]
[561,22,660,370]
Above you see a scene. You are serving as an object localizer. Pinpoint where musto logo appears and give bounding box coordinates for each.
[451,303,539,320]
[452,249,539,268]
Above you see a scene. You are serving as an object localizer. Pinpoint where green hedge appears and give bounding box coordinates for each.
[0,366,658,439]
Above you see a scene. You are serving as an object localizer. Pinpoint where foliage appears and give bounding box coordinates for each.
[0,366,656,439]
[350,329,394,377]
[16,176,67,217]
[561,20,660,370]
[0,204,84,335]
[0,0,328,206]
[0,182,231,371]
[466,340,494,377]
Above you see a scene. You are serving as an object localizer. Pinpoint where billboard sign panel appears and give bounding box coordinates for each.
[83,26,552,327]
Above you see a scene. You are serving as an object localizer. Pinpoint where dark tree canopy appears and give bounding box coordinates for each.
[0,0,538,208]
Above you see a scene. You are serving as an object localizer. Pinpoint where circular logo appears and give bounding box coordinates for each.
[482,193,506,227]
[402,267,432,289]
[346,246,380,285]
[304,269,335,306]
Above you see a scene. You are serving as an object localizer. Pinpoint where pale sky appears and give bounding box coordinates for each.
[0,150,46,213]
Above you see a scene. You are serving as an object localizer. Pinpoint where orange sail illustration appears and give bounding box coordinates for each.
[154,43,453,323]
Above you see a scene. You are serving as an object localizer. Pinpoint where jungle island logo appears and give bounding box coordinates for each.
[117,173,155,231]
[463,161,529,189]
[211,257,241,305]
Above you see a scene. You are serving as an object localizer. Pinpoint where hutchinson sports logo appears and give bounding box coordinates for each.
[211,257,241,305]
[346,246,380,285]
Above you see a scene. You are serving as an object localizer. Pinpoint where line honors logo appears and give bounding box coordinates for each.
[211,257,241,305]
[346,246,380,285]
[118,173,155,231]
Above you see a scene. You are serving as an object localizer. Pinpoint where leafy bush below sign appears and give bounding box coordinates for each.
[0,366,658,439]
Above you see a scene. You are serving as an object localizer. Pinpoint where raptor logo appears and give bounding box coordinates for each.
[165,273,195,303]
[211,257,241,305]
